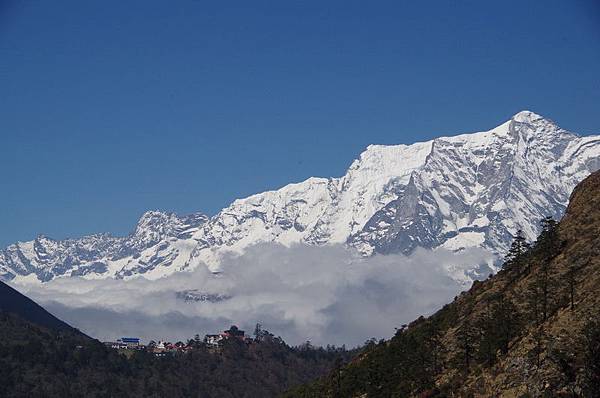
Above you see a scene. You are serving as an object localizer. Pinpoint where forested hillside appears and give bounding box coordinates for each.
[285,170,600,397]
[0,311,351,398]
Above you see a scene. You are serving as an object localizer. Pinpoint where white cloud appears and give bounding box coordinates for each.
[14,244,495,346]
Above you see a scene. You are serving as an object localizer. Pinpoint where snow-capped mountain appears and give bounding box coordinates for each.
[0,211,208,282]
[2,111,599,283]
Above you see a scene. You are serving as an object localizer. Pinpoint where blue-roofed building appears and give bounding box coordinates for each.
[117,337,140,348]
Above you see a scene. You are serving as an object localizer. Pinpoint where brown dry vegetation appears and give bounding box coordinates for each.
[286,171,600,398]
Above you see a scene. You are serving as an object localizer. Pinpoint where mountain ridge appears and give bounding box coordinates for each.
[2,111,599,283]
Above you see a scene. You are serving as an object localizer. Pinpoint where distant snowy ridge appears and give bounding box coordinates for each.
[2,111,599,283]
[0,211,208,282]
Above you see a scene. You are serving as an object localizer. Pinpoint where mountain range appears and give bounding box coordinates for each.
[1,111,598,283]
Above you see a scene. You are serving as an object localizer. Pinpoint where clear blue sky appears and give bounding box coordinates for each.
[1,0,599,247]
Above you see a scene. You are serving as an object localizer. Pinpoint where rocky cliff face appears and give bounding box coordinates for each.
[1,111,598,282]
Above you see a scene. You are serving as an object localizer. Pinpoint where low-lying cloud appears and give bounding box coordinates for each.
[14,244,495,347]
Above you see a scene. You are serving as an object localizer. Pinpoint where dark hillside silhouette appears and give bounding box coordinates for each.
[0,280,83,334]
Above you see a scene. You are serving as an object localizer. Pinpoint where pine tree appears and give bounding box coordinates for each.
[475,302,497,367]
[456,319,476,369]
[529,326,546,368]
[504,230,530,274]
[525,217,561,323]
[541,264,551,322]
[527,262,557,324]
[536,216,560,262]
[254,323,264,341]
[492,296,521,354]
[526,276,543,326]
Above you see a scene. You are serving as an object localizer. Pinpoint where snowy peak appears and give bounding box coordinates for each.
[511,109,543,123]
[1,111,598,283]
[511,110,576,142]
[348,111,599,258]
[131,210,208,244]
[348,141,432,185]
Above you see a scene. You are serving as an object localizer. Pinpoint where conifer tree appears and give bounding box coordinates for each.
[526,261,557,324]
[456,319,476,369]
[536,216,560,261]
[504,229,530,274]
[254,323,265,341]
[526,276,543,326]
[530,326,546,368]
[491,296,521,354]
[524,217,561,323]
[475,302,497,367]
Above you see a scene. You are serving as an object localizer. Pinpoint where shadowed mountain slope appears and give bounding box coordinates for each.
[0,280,83,334]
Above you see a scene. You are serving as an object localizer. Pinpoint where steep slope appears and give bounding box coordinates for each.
[285,170,600,397]
[1,111,598,282]
[0,279,81,334]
